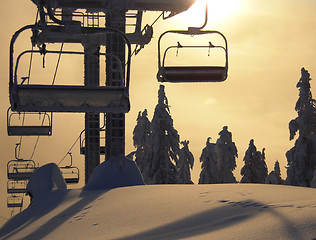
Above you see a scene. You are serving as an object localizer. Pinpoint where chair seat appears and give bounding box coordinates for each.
[162,66,227,82]
[65,178,79,184]
[8,126,52,136]
[11,85,130,113]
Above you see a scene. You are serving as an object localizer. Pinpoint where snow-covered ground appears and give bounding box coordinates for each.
[1,158,316,240]
[0,184,315,239]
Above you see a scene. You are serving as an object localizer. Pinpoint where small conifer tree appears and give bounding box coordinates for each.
[199,137,218,184]
[132,109,151,183]
[177,140,194,184]
[241,139,267,183]
[265,160,283,185]
[215,126,238,183]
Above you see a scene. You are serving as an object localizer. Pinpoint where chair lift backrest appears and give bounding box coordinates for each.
[157,30,228,83]
[9,26,132,113]
[7,159,36,181]
[7,195,23,208]
[7,180,27,194]
[60,166,80,184]
[7,107,52,136]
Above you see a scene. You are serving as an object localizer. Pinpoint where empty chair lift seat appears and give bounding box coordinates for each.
[7,109,52,136]
[7,180,27,194]
[8,126,52,136]
[162,66,227,82]
[7,160,36,181]
[7,196,23,208]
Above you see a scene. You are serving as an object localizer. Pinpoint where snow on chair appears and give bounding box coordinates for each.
[157,29,228,83]
[7,107,52,136]
[9,25,132,113]
[60,153,80,184]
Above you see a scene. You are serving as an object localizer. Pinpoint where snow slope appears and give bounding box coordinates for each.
[0,184,316,240]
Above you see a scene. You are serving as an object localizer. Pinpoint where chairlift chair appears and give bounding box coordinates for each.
[7,107,52,136]
[60,153,80,184]
[7,180,27,194]
[60,166,80,184]
[7,159,36,181]
[7,195,23,208]
[79,129,106,155]
[10,26,132,113]
[157,30,228,83]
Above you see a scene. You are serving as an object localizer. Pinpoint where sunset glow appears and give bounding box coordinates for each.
[176,0,243,26]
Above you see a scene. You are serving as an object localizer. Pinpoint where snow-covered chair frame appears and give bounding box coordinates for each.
[157,30,228,83]
[9,25,132,113]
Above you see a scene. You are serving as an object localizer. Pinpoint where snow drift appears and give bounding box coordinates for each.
[0,184,316,240]
[26,163,67,203]
[83,156,144,191]
[1,157,316,239]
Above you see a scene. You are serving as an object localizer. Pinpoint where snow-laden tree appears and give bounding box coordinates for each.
[199,137,218,184]
[177,140,194,184]
[132,109,151,183]
[240,139,268,183]
[285,68,316,187]
[144,85,180,184]
[265,160,283,185]
[215,126,238,183]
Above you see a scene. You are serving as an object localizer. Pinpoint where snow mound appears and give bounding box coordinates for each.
[84,156,144,191]
[1,184,316,240]
[26,163,67,203]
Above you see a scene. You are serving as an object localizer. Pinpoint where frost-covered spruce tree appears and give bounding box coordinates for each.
[265,160,283,185]
[145,85,180,184]
[257,148,268,183]
[240,139,267,183]
[215,126,238,183]
[199,137,218,184]
[132,109,151,183]
[285,68,316,187]
[177,140,194,184]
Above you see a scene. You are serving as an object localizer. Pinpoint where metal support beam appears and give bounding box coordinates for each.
[105,10,126,160]
[84,45,100,184]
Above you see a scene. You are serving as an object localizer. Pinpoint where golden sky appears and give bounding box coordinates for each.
[1,0,316,221]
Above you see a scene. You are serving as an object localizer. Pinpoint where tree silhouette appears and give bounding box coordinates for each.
[240,139,267,183]
[144,85,180,184]
[177,140,194,184]
[285,68,316,187]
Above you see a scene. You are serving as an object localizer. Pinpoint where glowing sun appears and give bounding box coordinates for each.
[176,0,242,26]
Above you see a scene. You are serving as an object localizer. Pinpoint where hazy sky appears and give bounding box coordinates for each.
[1,0,316,222]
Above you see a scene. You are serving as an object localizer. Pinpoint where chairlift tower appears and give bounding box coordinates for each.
[13,0,197,184]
